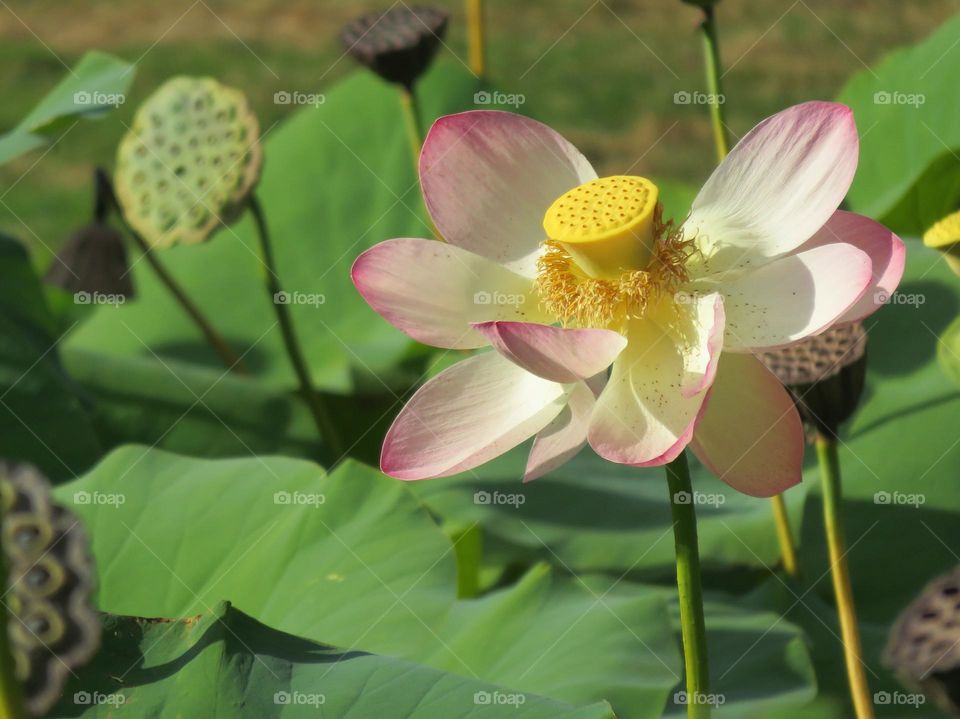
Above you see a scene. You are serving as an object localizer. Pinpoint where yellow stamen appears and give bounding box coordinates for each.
[543,176,659,279]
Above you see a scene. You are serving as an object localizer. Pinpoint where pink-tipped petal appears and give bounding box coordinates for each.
[472,321,627,383]
[690,353,804,497]
[587,298,722,467]
[381,352,567,480]
[796,210,906,323]
[420,111,597,276]
[352,238,549,349]
[524,380,597,482]
[720,243,873,351]
[685,102,859,277]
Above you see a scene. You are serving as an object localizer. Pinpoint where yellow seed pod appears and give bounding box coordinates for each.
[115,76,263,248]
[923,209,960,277]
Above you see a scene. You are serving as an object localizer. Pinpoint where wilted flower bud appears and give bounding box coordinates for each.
[885,566,960,715]
[341,6,449,89]
[759,322,867,439]
[45,168,134,299]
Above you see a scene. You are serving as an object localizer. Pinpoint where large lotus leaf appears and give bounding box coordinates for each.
[51,602,616,719]
[0,51,135,166]
[0,234,101,478]
[838,13,960,235]
[54,447,686,717]
[64,62,482,393]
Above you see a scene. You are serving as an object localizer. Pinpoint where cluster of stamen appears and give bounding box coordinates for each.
[535,203,695,329]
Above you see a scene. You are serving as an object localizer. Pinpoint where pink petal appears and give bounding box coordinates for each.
[524,379,598,482]
[352,238,549,349]
[720,243,873,351]
[587,298,722,466]
[420,111,597,276]
[381,352,567,480]
[690,352,803,497]
[685,102,859,277]
[472,321,626,383]
[795,210,906,323]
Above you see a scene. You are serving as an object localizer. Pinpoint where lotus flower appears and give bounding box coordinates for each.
[352,103,904,495]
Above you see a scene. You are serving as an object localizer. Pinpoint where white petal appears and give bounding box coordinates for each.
[685,102,859,277]
[420,111,597,276]
[524,380,598,482]
[381,352,566,479]
[353,238,549,349]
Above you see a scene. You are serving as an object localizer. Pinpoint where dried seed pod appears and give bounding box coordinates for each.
[1,461,100,716]
[758,322,867,438]
[885,566,960,715]
[115,77,263,249]
[341,6,449,89]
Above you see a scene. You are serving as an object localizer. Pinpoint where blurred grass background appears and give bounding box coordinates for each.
[0,0,956,266]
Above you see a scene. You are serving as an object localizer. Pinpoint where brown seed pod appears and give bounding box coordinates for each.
[758,322,867,438]
[341,6,449,89]
[114,77,263,249]
[1,461,100,716]
[885,566,960,715]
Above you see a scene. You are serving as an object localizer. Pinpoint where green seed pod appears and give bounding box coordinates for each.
[885,566,960,715]
[1,461,100,716]
[758,322,867,439]
[115,77,263,249]
[341,6,449,89]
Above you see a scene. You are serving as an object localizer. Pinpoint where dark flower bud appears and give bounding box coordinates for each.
[758,322,867,439]
[44,169,134,299]
[885,566,960,715]
[341,6,449,89]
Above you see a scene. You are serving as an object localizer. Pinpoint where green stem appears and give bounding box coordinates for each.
[816,436,875,719]
[248,195,344,458]
[126,228,249,375]
[666,451,711,719]
[399,85,424,178]
[467,0,487,78]
[0,504,27,718]
[770,494,799,579]
[699,6,730,163]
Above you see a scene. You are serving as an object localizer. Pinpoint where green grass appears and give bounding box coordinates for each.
[0,0,956,265]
